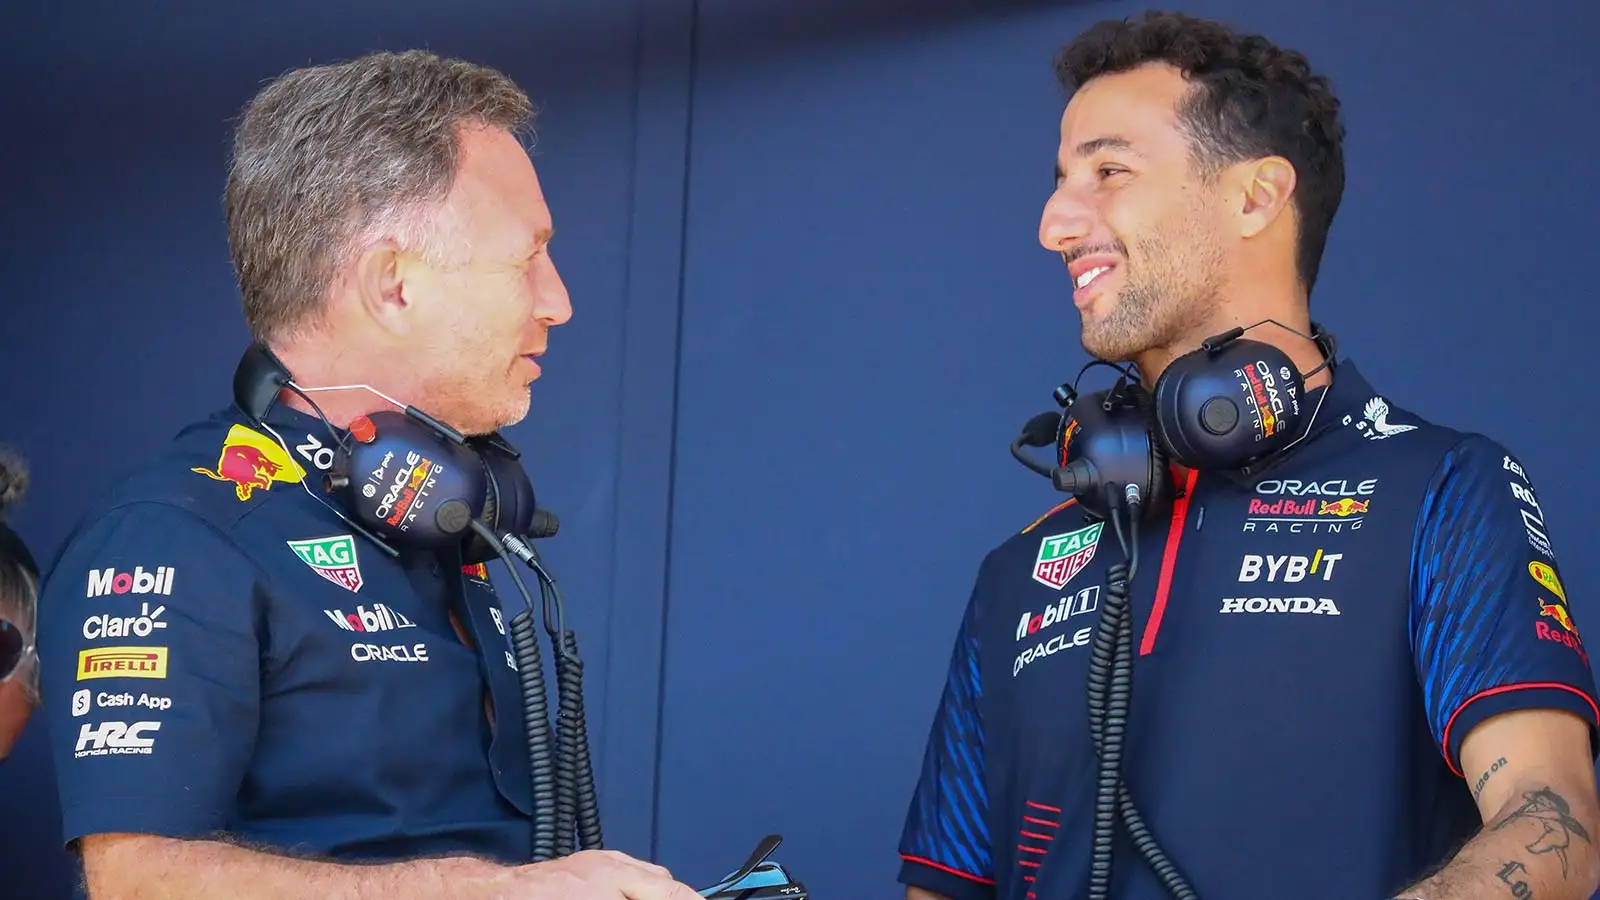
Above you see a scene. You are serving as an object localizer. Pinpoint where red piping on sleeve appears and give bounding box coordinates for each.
[1140,467,1199,656]
[899,855,997,885]
[1439,682,1600,777]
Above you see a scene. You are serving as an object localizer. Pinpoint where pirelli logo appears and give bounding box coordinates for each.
[76,646,169,681]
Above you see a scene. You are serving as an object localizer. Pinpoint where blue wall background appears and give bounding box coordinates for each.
[1,1,1595,897]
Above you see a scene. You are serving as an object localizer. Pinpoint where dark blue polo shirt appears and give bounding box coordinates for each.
[38,401,534,862]
[898,358,1599,900]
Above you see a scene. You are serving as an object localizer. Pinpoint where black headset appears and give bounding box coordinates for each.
[232,342,557,563]
[1014,321,1337,522]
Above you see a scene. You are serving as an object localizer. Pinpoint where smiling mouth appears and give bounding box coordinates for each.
[1075,265,1113,290]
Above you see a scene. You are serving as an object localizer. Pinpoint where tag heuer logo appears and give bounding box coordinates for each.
[287,535,364,593]
[1033,523,1103,590]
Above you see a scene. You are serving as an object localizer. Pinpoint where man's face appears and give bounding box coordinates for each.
[398,125,573,435]
[1038,62,1231,363]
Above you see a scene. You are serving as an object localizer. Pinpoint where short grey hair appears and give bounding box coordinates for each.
[225,49,536,344]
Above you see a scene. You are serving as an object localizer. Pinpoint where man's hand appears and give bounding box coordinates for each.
[81,833,701,900]
[1396,708,1600,900]
[508,849,702,899]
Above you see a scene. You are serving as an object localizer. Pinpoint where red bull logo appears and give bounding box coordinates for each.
[1539,598,1578,636]
[1318,497,1370,517]
[191,424,307,502]
[1248,497,1317,516]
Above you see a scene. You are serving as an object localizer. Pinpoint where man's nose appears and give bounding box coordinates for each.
[535,255,573,327]
[1038,187,1097,254]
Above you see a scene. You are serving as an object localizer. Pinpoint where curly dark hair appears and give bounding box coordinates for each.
[1054,11,1346,298]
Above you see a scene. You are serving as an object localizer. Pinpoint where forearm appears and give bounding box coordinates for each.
[81,833,515,900]
[1398,787,1600,900]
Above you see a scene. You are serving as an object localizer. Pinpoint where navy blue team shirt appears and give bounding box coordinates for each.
[38,400,534,862]
[898,358,1599,900]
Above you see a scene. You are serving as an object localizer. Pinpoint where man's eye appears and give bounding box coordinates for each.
[1098,166,1128,180]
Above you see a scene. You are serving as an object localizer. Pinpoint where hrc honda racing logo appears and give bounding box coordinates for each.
[74,720,160,759]
[1013,586,1099,677]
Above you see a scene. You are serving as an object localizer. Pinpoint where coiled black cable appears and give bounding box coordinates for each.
[556,627,604,851]
[1083,488,1198,900]
[526,538,604,857]
[507,597,559,862]
[471,521,584,864]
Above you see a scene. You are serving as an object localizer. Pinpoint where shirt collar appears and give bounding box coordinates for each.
[1292,356,1373,445]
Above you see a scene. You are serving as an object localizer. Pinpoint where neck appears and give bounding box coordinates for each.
[1134,283,1331,394]
[269,339,413,430]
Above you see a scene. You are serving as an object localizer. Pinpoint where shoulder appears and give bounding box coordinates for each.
[969,496,1098,591]
[1336,388,1558,562]
[48,408,310,578]
[1329,386,1530,487]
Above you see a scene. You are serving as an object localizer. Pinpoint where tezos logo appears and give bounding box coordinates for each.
[295,433,337,471]
[86,566,175,599]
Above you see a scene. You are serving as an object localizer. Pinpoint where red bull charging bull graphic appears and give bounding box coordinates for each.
[191,424,308,502]
[1535,594,1585,665]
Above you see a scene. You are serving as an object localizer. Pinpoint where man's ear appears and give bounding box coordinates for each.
[1234,156,1298,240]
[348,240,413,335]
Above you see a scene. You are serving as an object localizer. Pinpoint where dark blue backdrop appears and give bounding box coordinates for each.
[2,1,1595,897]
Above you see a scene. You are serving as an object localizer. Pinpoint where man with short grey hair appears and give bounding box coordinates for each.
[38,50,698,899]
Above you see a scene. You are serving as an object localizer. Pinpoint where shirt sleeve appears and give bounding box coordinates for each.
[38,501,262,846]
[1411,434,1600,778]
[898,569,995,900]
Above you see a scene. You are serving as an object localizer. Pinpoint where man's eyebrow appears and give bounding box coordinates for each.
[1055,136,1142,180]
[1075,136,1138,157]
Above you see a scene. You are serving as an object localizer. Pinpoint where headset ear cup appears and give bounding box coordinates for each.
[480,456,500,533]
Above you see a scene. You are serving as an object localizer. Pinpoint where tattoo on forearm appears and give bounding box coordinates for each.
[1474,757,1508,801]
[1491,788,1593,879]
[1498,859,1533,898]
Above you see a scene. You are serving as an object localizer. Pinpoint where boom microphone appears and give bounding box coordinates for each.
[1010,411,1064,479]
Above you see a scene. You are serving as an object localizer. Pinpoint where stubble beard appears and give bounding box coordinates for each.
[1079,226,1227,366]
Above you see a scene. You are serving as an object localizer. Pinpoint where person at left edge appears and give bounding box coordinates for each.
[36,51,698,900]
[0,450,41,762]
